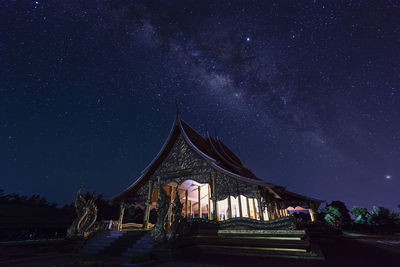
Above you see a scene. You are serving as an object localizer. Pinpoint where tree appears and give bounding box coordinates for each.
[352,206,369,225]
[323,205,343,228]
[322,201,351,229]
[367,206,399,229]
[330,201,351,225]
[0,189,10,203]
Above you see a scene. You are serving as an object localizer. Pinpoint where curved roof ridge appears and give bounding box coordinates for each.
[112,115,180,202]
[207,134,245,173]
[215,138,246,169]
[114,115,277,202]
[208,135,260,181]
[216,139,243,166]
[179,119,217,162]
[181,120,264,182]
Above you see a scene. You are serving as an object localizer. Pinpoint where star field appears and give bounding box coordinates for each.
[0,0,399,210]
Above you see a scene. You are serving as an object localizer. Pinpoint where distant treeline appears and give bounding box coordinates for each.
[0,189,120,241]
[304,201,400,234]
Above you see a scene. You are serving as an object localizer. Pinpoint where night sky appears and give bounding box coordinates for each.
[1,1,399,211]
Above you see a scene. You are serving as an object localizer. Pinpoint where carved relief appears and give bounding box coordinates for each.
[133,132,261,203]
[151,134,213,185]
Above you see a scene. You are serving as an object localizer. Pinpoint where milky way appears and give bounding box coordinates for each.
[1,0,399,210]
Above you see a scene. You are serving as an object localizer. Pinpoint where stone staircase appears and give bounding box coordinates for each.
[81,231,126,254]
[182,228,324,260]
[122,231,154,257]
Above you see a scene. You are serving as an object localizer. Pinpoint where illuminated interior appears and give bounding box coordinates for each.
[148,179,289,221]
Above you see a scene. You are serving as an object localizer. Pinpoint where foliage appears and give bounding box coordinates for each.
[350,205,400,234]
[322,201,351,229]
[62,191,119,221]
[292,211,311,224]
[367,206,399,228]
[323,206,342,228]
[352,206,369,225]
[0,189,120,241]
[0,189,57,208]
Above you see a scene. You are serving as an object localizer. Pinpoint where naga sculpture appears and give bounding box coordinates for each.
[67,187,98,239]
[150,185,170,243]
[166,189,184,242]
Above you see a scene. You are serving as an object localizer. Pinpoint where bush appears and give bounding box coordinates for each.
[322,201,351,229]
[350,205,400,234]
[367,206,399,229]
[352,206,369,225]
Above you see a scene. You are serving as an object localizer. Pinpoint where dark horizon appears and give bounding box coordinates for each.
[1,1,399,211]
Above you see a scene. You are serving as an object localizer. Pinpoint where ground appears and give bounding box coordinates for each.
[1,233,399,266]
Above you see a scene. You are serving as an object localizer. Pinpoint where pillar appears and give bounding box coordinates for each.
[211,171,219,221]
[257,197,264,221]
[185,190,188,218]
[264,207,269,221]
[118,202,125,231]
[168,185,173,226]
[309,202,317,222]
[309,209,316,222]
[257,192,264,221]
[238,196,243,218]
[252,198,257,220]
[208,185,212,220]
[189,200,193,218]
[198,186,201,218]
[246,197,251,218]
[227,196,232,219]
[143,180,153,229]
[274,201,280,218]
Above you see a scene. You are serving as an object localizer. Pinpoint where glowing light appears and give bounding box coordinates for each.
[246,37,250,42]
[385,175,391,179]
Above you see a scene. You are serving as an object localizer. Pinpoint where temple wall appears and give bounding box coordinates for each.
[144,133,258,200]
[150,133,213,185]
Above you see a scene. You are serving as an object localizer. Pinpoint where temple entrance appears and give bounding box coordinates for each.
[136,179,295,229]
[178,180,212,219]
[146,180,213,227]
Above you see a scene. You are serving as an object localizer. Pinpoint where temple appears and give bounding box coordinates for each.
[112,112,323,229]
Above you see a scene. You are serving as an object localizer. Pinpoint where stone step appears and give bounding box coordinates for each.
[122,248,152,256]
[122,232,154,257]
[126,245,153,252]
[80,231,128,255]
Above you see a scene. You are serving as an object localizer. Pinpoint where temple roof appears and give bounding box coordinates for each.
[113,114,322,204]
[113,114,272,202]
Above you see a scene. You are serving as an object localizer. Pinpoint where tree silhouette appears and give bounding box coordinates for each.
[352,206,369,224]
[322,201,351,229]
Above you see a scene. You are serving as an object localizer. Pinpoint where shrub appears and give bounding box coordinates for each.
[367,206,399,229]
[352,206,369,225]
[350,205,400,234]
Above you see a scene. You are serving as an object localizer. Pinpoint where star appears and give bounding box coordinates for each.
[385,175,391,180]
[246,37,250,42]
